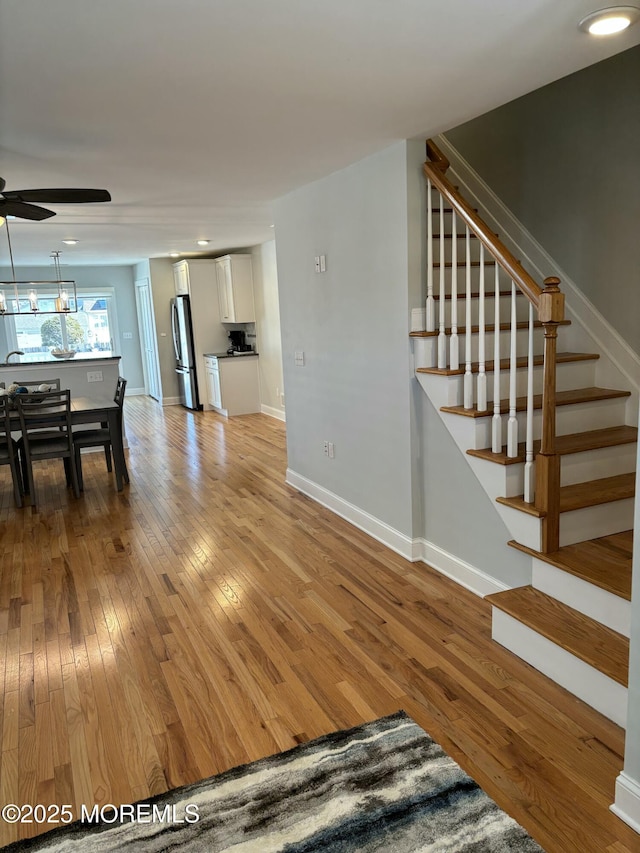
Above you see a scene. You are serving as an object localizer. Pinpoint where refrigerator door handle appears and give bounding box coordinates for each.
[171,300,181,363]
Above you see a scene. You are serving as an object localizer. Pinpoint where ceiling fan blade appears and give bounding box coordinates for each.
[0,200,56,220]
[0,177,5,193]
[2,188,111,204]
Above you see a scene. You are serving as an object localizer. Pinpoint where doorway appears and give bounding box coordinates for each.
[135,278,162,401]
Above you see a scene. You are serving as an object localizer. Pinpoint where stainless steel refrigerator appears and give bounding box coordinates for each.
[171,296,201,410]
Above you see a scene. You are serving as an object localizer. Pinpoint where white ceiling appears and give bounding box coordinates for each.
[1,0,638,268]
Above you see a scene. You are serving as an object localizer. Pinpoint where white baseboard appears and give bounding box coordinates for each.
[285,468,417,560]
[611,772,640,834]
[284,469,507,597]
[125,387,146,397]
[417,539,509,598]
[162,396,182,407]
[262,404,286,422]
[435,134,640,401]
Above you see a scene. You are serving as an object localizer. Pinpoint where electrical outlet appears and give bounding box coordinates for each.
[123,331,133,339]
[323,441,329,456]
[314,256,321,273]
[87,371,103,383]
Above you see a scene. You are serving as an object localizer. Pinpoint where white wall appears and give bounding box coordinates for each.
[274,138,532,584]
[274,141,416,540]
[251,240,285,419]
[0,263,144,390]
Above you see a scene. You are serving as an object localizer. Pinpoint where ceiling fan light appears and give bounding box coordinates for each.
[579,6,640,34]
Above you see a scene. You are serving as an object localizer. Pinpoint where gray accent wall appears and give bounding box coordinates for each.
[445,45,640,355]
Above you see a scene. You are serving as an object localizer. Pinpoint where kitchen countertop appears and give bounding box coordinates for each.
[203,352,259,359]
[0,355,121,367]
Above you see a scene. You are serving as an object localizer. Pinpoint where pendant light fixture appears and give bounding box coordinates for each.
[0,217,77,316]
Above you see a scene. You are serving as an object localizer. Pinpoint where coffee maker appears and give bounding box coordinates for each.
[227,330,252,353]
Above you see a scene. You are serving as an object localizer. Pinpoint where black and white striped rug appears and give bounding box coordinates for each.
[7,711,543,851]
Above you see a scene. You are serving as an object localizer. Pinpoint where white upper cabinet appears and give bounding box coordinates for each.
[215,255,255,323]
[173,260,190,295]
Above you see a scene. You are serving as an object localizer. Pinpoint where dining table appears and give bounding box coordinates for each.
[69,396,128,491]
[8,394,128,493]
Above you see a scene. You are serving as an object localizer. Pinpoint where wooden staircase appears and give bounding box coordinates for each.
[414,140,637,728]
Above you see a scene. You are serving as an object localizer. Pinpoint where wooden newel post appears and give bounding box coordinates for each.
[536,276,564,553]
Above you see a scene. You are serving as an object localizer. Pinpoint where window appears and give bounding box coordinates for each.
[5,290,118,362]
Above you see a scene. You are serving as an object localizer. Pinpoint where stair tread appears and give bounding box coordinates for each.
[433,289,525,301]
[419,350,596,377]
[467,425,638,465]
[433,233,480,239]
[496,471,635,516]
[509,533,633,600]
[430,207,478,213]
[487,586,629,686]
[440,385,630,418]
[439,260,497,268]
[410,319,571,338]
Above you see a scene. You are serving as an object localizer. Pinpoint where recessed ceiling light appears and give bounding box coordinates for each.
[169,252,181,258]
[62,239,79,245]
[579,6,640,34]
[196,239,210,246]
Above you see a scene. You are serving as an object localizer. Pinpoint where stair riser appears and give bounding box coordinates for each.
[532,559,631,637]
[495,496,634,551]
[415,347,595,401]
[430,291,530,326]
[491,608,627,727]
[560,499,635,547]
[438,392,625,452]
[561,443,637,486]
[417,326,547,366]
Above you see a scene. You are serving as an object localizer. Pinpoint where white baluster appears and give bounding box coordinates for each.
[426,179,435,333]
[507,281,519,457]
[476,244,487,411]
[437,195,447,368]
[492,261,502,453]
[463,226,473,409]
[524,301,535,502]
[449,211,459,371]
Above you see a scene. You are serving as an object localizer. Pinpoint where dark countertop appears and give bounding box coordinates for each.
[203,352,258,359]
[0,355,121,367]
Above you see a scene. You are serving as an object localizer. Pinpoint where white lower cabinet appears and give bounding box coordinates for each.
[203,355,260,416]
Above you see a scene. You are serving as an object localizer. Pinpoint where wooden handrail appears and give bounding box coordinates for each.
[425,139,565,552]
[425,139,564,324]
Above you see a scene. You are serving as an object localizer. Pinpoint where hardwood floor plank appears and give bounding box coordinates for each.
[0,399,634,850]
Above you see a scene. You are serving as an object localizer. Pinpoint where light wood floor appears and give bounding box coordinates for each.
[0,397,637,851]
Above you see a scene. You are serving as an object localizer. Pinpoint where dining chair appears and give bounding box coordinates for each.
[73,376,129,490]
[0,395,23,507]
[16,389,80,506]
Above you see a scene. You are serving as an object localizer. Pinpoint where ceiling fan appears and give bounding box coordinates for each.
[0,177,111,221]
